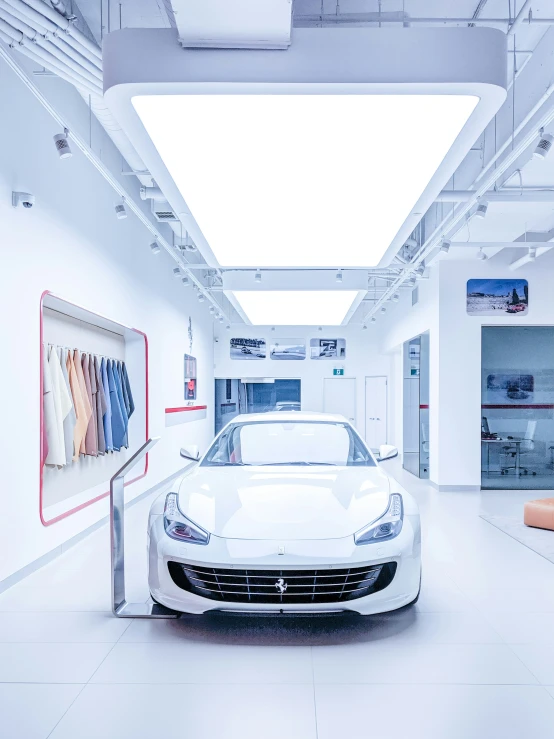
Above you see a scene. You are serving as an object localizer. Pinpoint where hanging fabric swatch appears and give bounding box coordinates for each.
[113,361,129,448]
[122,362,135,419]
[43,349,60,467]
[48,345,73,466]
[107,359,126,451]
[73,349,92,456]
[81,353,98,457]
[101,357,114,452]
[60,348,77,464]
[93,355,108,455]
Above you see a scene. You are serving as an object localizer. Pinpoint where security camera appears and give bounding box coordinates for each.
[12,191,35,209]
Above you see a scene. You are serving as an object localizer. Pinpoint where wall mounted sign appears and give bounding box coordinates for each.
[270,339,306,360]
[467,279,528,316]
[309,338,346,360]
[333,368,345,376]
[184,354,197,400]
[230,338,267,360]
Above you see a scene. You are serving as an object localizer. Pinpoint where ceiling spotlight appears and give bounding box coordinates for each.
[53,129,72,159]
[218,316,225,323]
[474,201,488,219]
[528,246,537,261]
[477,247,488,260]
[318,326,323,332]
[533,132,553,159]
[226,324,231,330]
[415,263,425,277]
[380,306,387,314]
[362,324,367,330]
[271,326,276,331]
[336,271,343,284]
[254,271,262,283]
[370,316,377,323]
[149,240,161,254]
[407,275,417,287]
[198,293,206,302]
[392,293,400,302]
[209,305,216,314]
[440,239,451,253]
[181,276,190,286]
[172,267,181,278]
[115,201,127,220]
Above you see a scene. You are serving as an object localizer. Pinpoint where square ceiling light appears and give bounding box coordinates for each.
[230,290,363,325]
[104,27,507,268]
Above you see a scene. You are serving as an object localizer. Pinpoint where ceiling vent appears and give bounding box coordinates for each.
[170,0,293,49]
[150,200,178,222]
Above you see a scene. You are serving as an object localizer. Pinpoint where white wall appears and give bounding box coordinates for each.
[0,59,215,582]
[213,324,392,441]
[379,251,554,489]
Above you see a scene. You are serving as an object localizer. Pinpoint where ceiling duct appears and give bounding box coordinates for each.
[150,199,179,222]
[170,0,292,49]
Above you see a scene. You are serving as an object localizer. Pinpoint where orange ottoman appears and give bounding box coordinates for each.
[524,498,554,531]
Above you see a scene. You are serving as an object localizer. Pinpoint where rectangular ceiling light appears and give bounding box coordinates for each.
[231,290,362,325]
[104,27,507,268]
[133,93,477,269]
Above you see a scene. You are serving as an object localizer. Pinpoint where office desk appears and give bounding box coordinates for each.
[482,438,523,476]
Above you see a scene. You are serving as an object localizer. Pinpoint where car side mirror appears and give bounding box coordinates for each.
[180,445,200,462]
[377,444,398,462]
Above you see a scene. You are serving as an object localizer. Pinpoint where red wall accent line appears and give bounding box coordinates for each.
[419,404,429,409]
[40,291,149,526]
[165,405,208,414]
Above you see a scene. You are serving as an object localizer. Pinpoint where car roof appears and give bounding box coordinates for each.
[226,411,349,424]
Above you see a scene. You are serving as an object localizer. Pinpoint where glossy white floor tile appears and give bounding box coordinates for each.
[312,642,537,684]
[1,471,554,737]
[0,684,84,739]
[0,643,114,683]
[47,683,318,739]
[315,684,554,739]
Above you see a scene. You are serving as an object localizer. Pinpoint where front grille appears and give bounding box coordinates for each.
[167,561,397,604]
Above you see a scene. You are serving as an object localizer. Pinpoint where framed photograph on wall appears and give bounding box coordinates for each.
[230,338,267,360]
[309,338,346,359]
[270,339,306,360]
[467,279,528,316]
[184,354,197,400]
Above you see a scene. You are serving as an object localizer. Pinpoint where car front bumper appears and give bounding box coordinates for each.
[147,513,421,616]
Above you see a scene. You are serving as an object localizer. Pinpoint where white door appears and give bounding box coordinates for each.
[323,377,357,426]
[365,376,387,450]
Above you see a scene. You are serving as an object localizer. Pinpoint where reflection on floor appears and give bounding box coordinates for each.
[1,466,554,738]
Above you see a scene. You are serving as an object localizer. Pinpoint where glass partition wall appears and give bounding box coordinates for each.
[214,378,301,434]
[402,332,430,478]
[481,326,554,489]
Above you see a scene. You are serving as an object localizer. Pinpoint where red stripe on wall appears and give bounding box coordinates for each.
[419,404,429,409]
[165,405,208,414]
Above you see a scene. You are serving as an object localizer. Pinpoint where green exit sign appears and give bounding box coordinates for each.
[333,368,345,376]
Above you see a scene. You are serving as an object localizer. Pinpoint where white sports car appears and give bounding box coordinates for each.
[148,412,421,615]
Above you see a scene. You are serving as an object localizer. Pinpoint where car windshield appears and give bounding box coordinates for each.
[202,421,376,467]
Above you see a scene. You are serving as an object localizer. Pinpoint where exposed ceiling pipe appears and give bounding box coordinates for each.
[437,189,554,203]
[361,82,554,323]
[0,40,232,322]
[293,14,554,27]
[507,0,533,36]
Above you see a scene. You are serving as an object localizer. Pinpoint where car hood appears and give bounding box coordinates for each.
[176,466,391,540]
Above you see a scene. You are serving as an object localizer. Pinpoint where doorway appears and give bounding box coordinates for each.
[365,376,387,451]
[323,377,356,427]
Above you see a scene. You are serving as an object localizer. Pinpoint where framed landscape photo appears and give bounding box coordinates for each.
[467,279,528,316]
[270,339,306,360]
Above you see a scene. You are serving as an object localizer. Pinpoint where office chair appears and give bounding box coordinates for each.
[500,420,537,476]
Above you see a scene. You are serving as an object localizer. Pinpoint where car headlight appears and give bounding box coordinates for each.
[163,493,210,545]
[354,494,403,545]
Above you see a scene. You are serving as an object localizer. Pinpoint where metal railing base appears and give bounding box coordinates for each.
[114,598,180,618]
